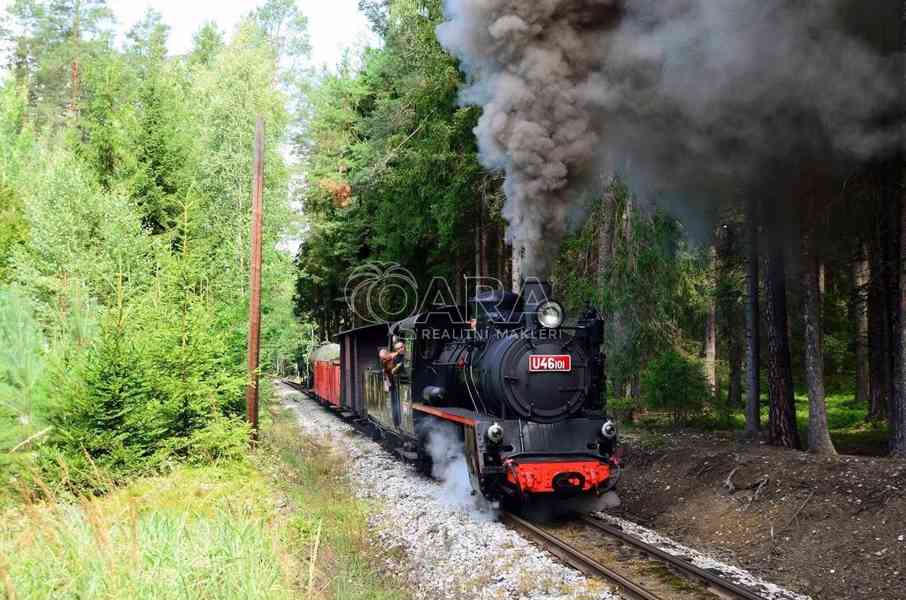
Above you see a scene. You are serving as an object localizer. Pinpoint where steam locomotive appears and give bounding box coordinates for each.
[305,280,620,504]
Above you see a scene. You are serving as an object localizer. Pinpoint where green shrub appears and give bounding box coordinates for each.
[0,287,48,480]
[608,394,640,421]
[39,297,250,490]
[41,318,165,489]
[162,415,251,466]
[641,350,709,425]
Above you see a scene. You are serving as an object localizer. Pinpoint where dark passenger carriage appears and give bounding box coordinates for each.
[338,323,389,417]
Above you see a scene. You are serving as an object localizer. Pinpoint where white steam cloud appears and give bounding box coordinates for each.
[425,422,497,518]
[438,0,902,269]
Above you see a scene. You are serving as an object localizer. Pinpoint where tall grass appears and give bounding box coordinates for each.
[0,397,409,600]
[261,401,407,600]
[0,465,300,600]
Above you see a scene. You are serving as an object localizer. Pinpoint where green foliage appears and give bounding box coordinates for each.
[295,0,491,333]
[0,287,48,485]
[0,180,27,282]
[162,415,252,466]
[10,149,152,325]
[3,0,116,128]
[1,466,303,600]
[641,350,709,425]
[0,3,308,493]
[45,316,163,478]
[189,22,224,67]
[554,179,711,401]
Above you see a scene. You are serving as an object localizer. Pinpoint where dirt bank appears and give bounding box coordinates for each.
[615,432,905,600]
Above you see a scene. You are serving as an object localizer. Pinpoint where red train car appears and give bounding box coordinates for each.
[310,343,341,408]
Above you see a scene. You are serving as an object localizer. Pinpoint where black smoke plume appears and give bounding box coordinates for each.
[438,0,903,270]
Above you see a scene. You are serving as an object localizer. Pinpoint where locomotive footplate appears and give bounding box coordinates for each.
[410,405,618,499]
[504,459,611,494]
[472,417,618,498]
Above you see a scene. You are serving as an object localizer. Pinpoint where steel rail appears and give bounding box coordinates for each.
[500,511,665,600]
[286,377,768,600]
[579,515,767,600]
[282,380,307,394]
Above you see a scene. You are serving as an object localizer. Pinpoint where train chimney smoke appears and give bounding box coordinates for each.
[438,0,901,253]
[437,0,624,280]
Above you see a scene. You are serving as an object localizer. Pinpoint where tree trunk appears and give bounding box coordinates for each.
[881,190,903,449]
[763,246,802,450]
[882,198,900,433]
[893,0,906,458]
[800,200,836,455]
[597,184,617,402]
[894,192,906,456]
[480,220,490,280]
[852,242,871,411]
[474,202,482,278]
[704,241,718,396]
[597,188,616,294]
[868,233,890,422]
[456,253,465,304]
[496,223,506,285]
[69,1,81,117]
[744,199,762,436]
[705,298,718,395]
[705,239,718,398]
[818,262,826,298]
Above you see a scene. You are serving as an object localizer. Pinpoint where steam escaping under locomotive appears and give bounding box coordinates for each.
[305,280,620,504]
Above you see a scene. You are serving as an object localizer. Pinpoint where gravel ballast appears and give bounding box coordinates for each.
[277,382,613,600]
[275,382,812,600]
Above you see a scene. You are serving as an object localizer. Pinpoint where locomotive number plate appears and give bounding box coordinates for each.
[529,355,572,373]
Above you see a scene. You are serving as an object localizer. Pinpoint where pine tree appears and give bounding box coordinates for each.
[764,246,802,450]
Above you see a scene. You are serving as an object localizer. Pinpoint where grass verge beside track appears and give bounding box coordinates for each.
[0,395,406,600]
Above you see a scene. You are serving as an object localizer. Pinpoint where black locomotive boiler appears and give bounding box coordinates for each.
[310,280,620,504]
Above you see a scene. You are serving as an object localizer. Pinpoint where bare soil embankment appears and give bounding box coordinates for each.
[615,432,905,600]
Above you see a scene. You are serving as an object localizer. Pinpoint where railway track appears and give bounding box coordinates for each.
[504,510,769,600]
[282,379,307,394]
[578,515,767,600]
[282,381,769,600]
[501,511,666,600]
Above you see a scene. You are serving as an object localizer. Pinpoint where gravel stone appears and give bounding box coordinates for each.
[276,382,809,600]
[276,383,614,600]
[592,514,812,600]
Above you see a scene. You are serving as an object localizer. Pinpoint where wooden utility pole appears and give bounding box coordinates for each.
[246,117,265,441]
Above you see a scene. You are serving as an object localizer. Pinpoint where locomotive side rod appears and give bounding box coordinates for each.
[500,511,665,600]
[579,516,768,600]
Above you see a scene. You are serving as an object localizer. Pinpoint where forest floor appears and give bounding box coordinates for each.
[615,430,905,600]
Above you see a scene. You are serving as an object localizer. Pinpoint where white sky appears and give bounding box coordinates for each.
[0,0,374,70]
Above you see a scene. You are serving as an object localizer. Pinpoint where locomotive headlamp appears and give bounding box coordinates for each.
[487,422,505,444]
[538,301,565,329]
[601,420,618,439]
